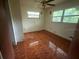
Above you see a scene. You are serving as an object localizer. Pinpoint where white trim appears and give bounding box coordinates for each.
[0,51,3,59]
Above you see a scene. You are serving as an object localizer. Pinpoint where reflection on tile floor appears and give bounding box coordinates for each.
[14,31,68,59]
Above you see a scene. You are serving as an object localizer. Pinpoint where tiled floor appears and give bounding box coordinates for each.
[14,31,70,59]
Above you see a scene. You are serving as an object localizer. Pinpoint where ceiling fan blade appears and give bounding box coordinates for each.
[41,0,46,3]
[41,0,54,4]
[45,0,54,3]
[47,4,55,6]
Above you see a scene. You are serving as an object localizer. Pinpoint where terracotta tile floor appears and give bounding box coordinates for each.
[14,31,69,59]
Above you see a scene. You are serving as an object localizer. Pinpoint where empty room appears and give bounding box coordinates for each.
[0,0,79,59]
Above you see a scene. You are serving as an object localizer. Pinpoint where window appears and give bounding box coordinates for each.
[27,11,40,18]
[52,10,63,22]
[63,16,79,23]
[52,7,79,23]
[63,8,79,23]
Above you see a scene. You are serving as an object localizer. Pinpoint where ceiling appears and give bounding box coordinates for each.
[20,0,66,12]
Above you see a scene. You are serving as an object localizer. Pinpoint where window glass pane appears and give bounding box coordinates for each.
[28,15,39,18]
[63,16,79,23]
[76,8,79,15]
[27,11,40,18]
[64,8,79,16]
[53,10,63,16]
[52,17,62,22]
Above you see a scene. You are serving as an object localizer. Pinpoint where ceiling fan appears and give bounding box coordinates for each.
[39,0,55,9]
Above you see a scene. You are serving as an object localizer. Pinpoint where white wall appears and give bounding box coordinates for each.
[20,0,45,33]
[45,1,79,40]
[8,0,24,44]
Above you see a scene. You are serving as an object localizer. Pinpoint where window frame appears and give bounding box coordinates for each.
[52,10,64,23]
[27,11,40,19]
[52,8,79,24]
